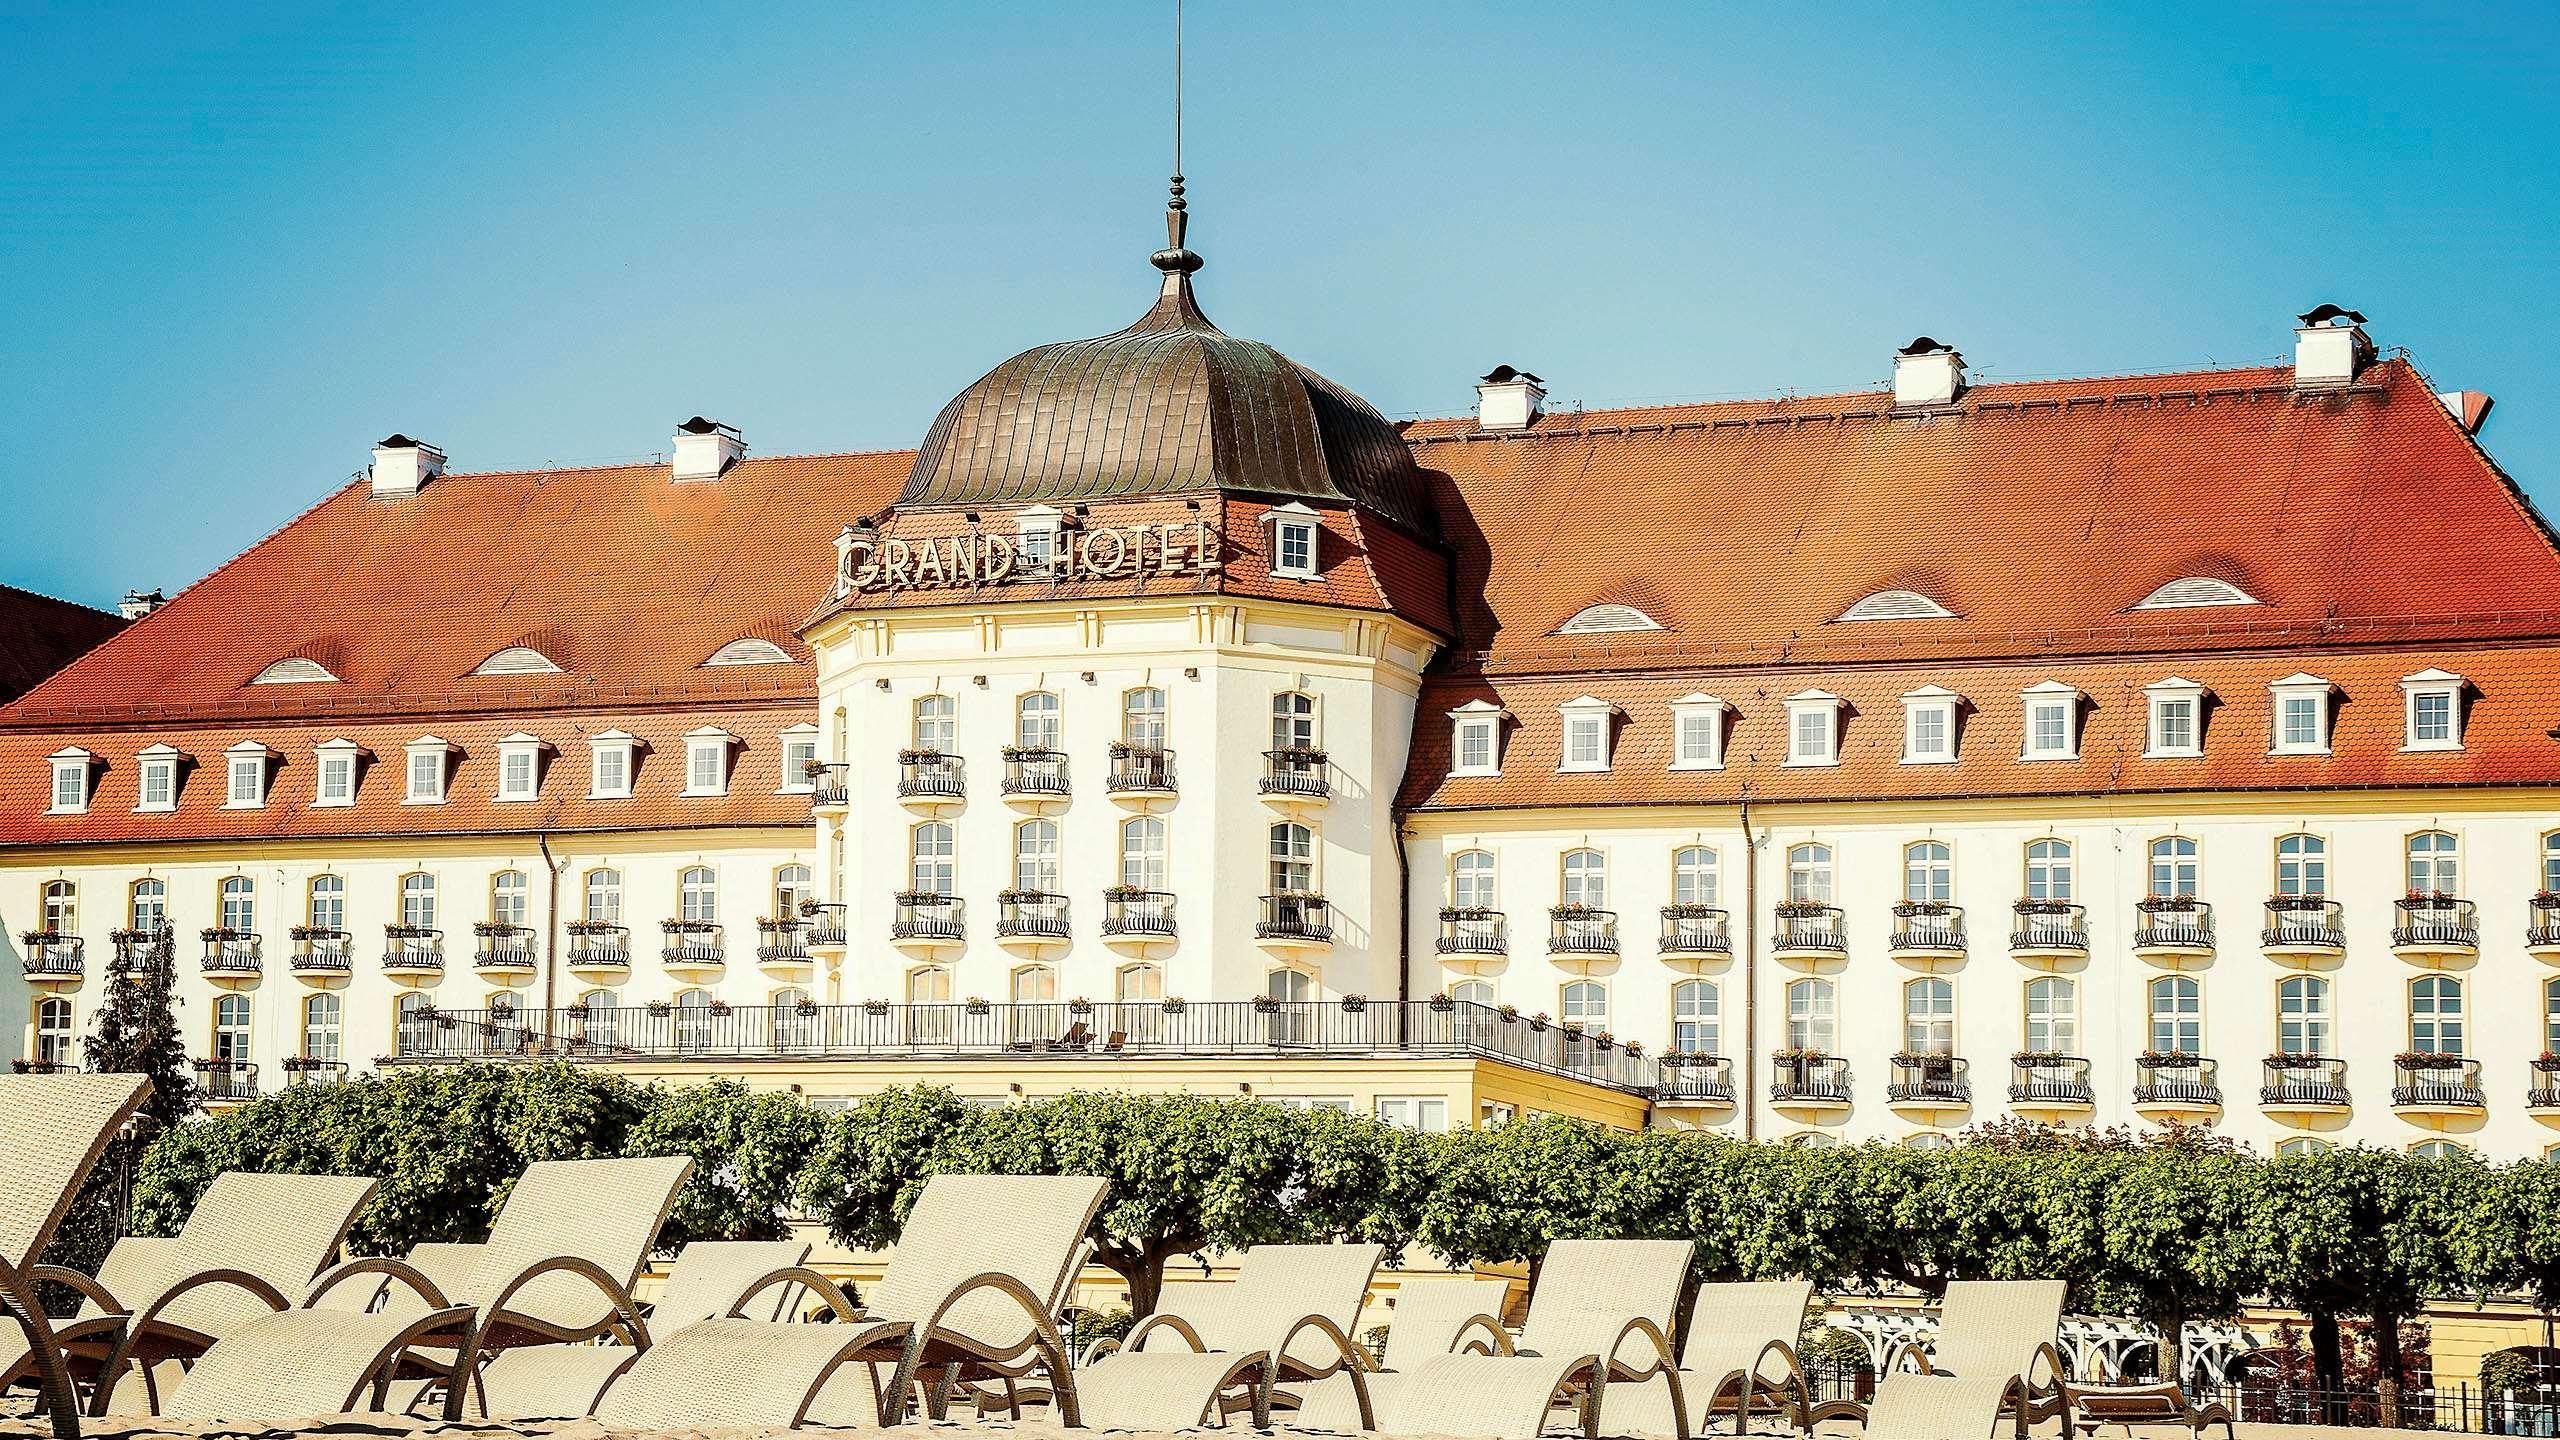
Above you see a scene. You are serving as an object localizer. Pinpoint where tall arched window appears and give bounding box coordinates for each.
[2023,977,2078,1053]
[1121,817,1169,890]
[584,868,623,923]
[1116,964,1162,1003]
[1451,979,1496,1009]
[1011,965,1058,1005]
[34,998,72,1065]
[578,989,620,1048]
[308,875,345,931]
[395,993,435,1054]
[2411,1140,2466,1161]
[1561,980,1608,1027]
[1672,980,1719,1055]
[1786,844,1834,904]
[913,694,957,751]
[2275,1137,2332,1158]
[2406,831,2460,895]
[1672,847,1718,906]
[1902,842,1952,904]
[2545,977,2560,1054]
[911,824,956,894]
[1122,688,1168,748]
[2149,837,2198,897]
[673,989,714,1049]
[1268,823,1315,893]
[40,881,74,933]
[2025,839,2074,902]
[1560,849,1608,908]
[1266,968,1314,1003]
[2546,832,2560,894]
[303,994,342,1062]
[397,872,434,929]
[1785,978,1836,1052]
[219,876,257,932]
[1903,978,1955,1055]
[1903,1132,1954,1151]
[772,988,814,1049]
[2276,834,2328,897]
[1271,692,1318,751]
[2278,976,2333,1055]
[2410,976,2465,1054]
[774,864,812,918]
[2148,976,2202,1054]
[1014,820,1061,892]
[1016,691,1062,750]
[490,870,528,927]
[128,879,166,933]
[213,995,252,1062]
[907,966,951,1005]
[679,867,717,922]
[1450,850,1497,908]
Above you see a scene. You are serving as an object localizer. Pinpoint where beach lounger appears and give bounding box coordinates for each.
[1833,1280,2072,1440]
[1367,1238,1694,1440]
[590,1173,1105,1430]
[1600,1279,1815,1436]
[0,1072,149,1440]
[2061,1377,2234,1439]
[1291,1274,1513,1431]
[1077,1242,1382,1429]
[0,1234,171,1410]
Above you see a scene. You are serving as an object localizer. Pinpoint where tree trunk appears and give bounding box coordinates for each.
[2375,1312,2404,1430]
[1124,1260,1163,1320]
[2309,1310,2346,1425]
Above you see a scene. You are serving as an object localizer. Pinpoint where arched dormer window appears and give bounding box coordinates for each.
[1557,604,1662,635]
[471,646,562,676]
[1836,590,1956,622]
[2134,576,2260,610]
[251,657,340,685]
[703,638,794,667]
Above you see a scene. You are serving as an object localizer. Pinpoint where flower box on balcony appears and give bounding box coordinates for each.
[1774,901,1832,919]
[2536,1053,2560,1073]
[1662,903,1723,919]
[2136,1050,2199,1067]
[795,998,820,1016]
[707,1000,733,1017]
[897,748,946,765]
[1440,905,1496,922]
[964,998,991,1014]
[2011,1050,2074,1068]
[863,999,891,1015]
[1891,901,1951,917]
[567,920,619,937]
[661,919,718,934]
[2394,1050,2464,1069]
[1161,997,1186,1013]
[201,927,251,942]
[1104,885,1151,902]
[2263,1051,2327,1066]
[1427,993,1455,1011]
[646,1001,673,1017]
[2405,890,2458,905]
[564,1003,591,1019]
[384,924,436,940]
[1341,995,1368,1012]
[1252,995,1280,1013]
[2013,899,2075,916]
[1770,1048,1829,1063]
[2139,895,2200,913]
[2266,895,2331,912]
[18,929,62,946]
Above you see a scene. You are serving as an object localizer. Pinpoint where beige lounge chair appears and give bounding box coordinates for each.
[1601,1279,1815,1436]
[1077,1242,1382,1429]
[0,1234,172,1408]
[590,1173,1105,1430]
[163,1154,692,1422]
[2060,1376,2234,1439]
[1367,1238,1693,1440]
[1291,1273,1513,1431]
[1836,1280,2072,1440]
[0,1072,149,1440]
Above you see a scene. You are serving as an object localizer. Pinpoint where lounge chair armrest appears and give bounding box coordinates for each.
[727,1266,863,1323]
[893,1269,1079,1428]
[28,1265,122,1314]
[1080,1335,1125,1366]
[1125,1311,1212,1355]
[1271,1312,1371,1378]
[1750,1336,1809,1387]
[2026,1341,2068,1392]
[1604,1315,1680,1380]
[130,1267,293,1329]
[306,1256,458,1312]
[482,1253,654,1350]
[1447,1313,1514,1356]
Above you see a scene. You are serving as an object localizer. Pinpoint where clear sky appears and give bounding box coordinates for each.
[4,1,2556,610]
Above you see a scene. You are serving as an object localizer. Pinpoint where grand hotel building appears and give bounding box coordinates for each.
[6,198,2560,1157]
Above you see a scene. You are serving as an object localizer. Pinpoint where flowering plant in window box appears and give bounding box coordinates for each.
[661,918,718,934]
[2010,1050,2074,1068]
[473,921,526,938]
[2013,899,2076,915]
[1000,745,1060,762]
[1270,743,1325,757]
[1559,1020,1584,1036]
[1547,902,1601,918]
[279,1055,314,1073]
[2536,890,2560,909]
[2135,1050,2198,1067]
[17,929,62,946]
[963,997,991,1014]
[707,1000,733,1017]
[1439,905,1495,922]
[1251,995,1281,1013]
[1891,900,1951,918]
[2403,889,2459,905]
[564,1002,591,1019]
[289,924,346,942]
[1527,1012,1551,1031]
[1661,902,1723,919]
[1067,997,1093,1014]
[567,919,619,937]
[2138,895,2200,913]
[2394,1050,2464,1069]
[1769,1047,1828,1063]
[384,923,437,940]
[2263,1051,2327,1066]
[1104,884,1152,901]
[897,748,946,765]
[1592,1030,1614,1047]
[1622,1041,1643,1057]
[794,997,820,1016]
[1160,996,1186,1013]
[1894,1050,1956,1068]
[1340,994,1367,1012]
[2534,1052,2560,1072]
[863,999,891,1015]
[645,1000,673,1017]
[1496,1004,1519,1020]
[802,757,832,777]
[2265,894,2331,912]
[201,926,251,942]
[1427,993,1455,1011]
[995,888,1052,904]
[1774,900,1833,919]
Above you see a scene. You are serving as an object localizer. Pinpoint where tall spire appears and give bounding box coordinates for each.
[1151,0,1202,281]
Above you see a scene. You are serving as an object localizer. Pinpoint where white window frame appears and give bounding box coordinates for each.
[777,722,821,793]
[588,730,637,799]
[2269,673,2335,757]
[1783,690,1842,768]
[2020,679,2081,761]
[134,744,182,814]
[402,736,450,804]
[1447,700,1504,778]
[1015,505,1063,575]
[1373,1095,1449,1132]
[682,726,733,797]
[1899,685,1958,765]
[222,742,271,810]
[1669,693,1727,771]
[494,733,543,802]
[2399,669,2464,752]
[2143,677,2206,758]
[313,738,361,808]
[1262,501,1321,580]
[45,748,91,815]
[1556,695,1616,773]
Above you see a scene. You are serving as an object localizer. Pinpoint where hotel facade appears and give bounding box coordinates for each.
[5,200,2560,1159]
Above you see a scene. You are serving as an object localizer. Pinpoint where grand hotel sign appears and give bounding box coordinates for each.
[836,515,1220,594]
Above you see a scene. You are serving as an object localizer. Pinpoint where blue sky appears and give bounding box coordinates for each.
[4,1,2556,609]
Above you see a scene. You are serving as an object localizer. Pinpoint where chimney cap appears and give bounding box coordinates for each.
[676,416,732,436]
[1478,365,1543,385]
[2297,304,2368,328]
[1896,336,1958,357]
[376,433,441,452]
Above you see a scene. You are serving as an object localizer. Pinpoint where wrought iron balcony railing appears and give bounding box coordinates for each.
[995,892,1071,939]
[1000,748,1069,797]
[2261,1055,2350,1107]
[1257,893,1332,943]
[803,904,848,947]
[891,892,965,942]
[565,922,631,968]
[2262,897,2346,949]
[1104,890,1177,937]
[193,1058,259,1102]
[1770,1055,1851,1103]
[1658,906,1732,957]
[381,926,443,972]
[1106,746,1177,794]
[2392,897,2478,948]
[2134,897,2215,950]
[1887,1054,1970,1103]
[806,762,849,808]
[2133,1055,2221,1106]
[2008,1054,2095,1105]
[1260,748,1329,798]
[659,920,726,966]
[897,752,965,799]
[1657,1053,1734,1102]
[283,1056,350,1086]
[291,926,351,972]
[473,924,535,969]
[1435,907,1506,955]
[19,933,82,978]
[1772,905,1847,953]
[1888,905,1965,953]
[111,927,173,972]
[201,929,261,974]
[2010,901,2089,952]
[755,917,809,962]
[2392,1057,2486,1108]
[1547,907,1618,955]
[2531,896,2560,949]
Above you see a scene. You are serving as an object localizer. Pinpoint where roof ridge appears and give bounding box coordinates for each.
[433,445,920,480]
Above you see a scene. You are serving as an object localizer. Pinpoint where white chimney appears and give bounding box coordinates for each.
[672,416,745,482]
[2293,305,2374,388]
[1474,366,1545,431]
[368,435,445,497]
[117,589,164,620]
[1892,338,1966,409]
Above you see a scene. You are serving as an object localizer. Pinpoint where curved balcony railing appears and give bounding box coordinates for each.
[2261,1055,2350,1107]
[1104,890,1177,937]
[1547,907,1619,955]
[755,917,809,963]
[1888,905,1965,953]
[1106,746,1177,794]
[1435,907,1505,955]
[806,762,849,808]
[2392,897,2478,948]
[803,904,848,947]
[18,933,82,979]
[2133,1054,2221,1106]
[659,920,726,966]
[1657,1053,1734,1102]
[2393,1057,2485,1108]
[1658,906,1731,957]
[1260,748,1329,798]
[201,929,262,974]
[1256,893,1332,943]
[2134,897,2215,951]
[2008,1054,2095,1105]
[2262,897,2345,949]
[897,752,964,799]
[891,892,965,942]
[2532,1059,2560,1108]
[995,892,1071,939]
[111,927,173,972]
[999,748,1069,797]
[2531,896,2560,949]
[473,923,535,969]
[2009,901,2089,952]
[565,922,630,968]
[193,1058,259,1102]
[1772,905,1847,953]
[381,925,443,972]
[1770,1055,1851,1104]
[290,926,351,972]
[1887,1054,1969,1104]
[283,1056,350,1086]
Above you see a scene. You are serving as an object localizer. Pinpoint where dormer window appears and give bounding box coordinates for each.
[1016,506,1063,575]
[778,723,821,792]
[2400,669,2465,752]
[1559,604,1662,635]
[1263,502,1321,580]
[135,744,183,813]
[250,657,340,685]
[704,638,794,667]
[404,737,451,804]
[1784,690,1843,767]
[313,738,362,807]
[588,730,637,799]
[1670,694,1728,771]
[2144,678,2207,758]
[472,646,562,677]
[683,727,733,797]
[1447,700,1504,778]
[1557,696,1617,773]
[495,734,544,802]
[2270,674,2335,756]
[1837,590,1956,623]
[2020,680,2082,761]
[224,742,272,809]
[46,748,92,815]
[2135,576,2260,610]
[1900,686,1959,764]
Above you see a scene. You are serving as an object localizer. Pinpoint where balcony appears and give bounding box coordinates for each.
[473,924,537,973]
[755,917,811,967]
[2008,1055,2096,1112]
[193,1059,258,1104]
[2260,1055,2351,1113]
[18,932,82,983]
[1105,744,1177,803]
[896,751,965,810]
[381,926,443,977]
[2133,898,2215,965]
[200,929,261,976]
[1656,1053,1734,1106]
[2531,1059,2560,1115]
[1887,904,1965,968]
[10,1059,70,1075]
[659,920,726,971]
[2008,901,2089,966]
[565,922,632,971]
[111,927,172,974]
[1886,1054,1970,1112]
[283,1056,349,1086]
[1770,1054,1851,1110]
[2532,897,2560,961]
[994,892,1071,943]
[1259,748,1330,803]
[891,892,965,945]
[1546,906,1619,964]
[2132,1055,2222,1116]
[2391,897,2478,963]
[1771,904,1847,966]
[2261,897,2346,960]
[1103,889,1178,940]
[1657,906,1731,968]
[1434,907,1506,961]
[2392,1056,2486,1114]
[1257,893,1333,946]
[804,904,848,949]
[290,927,352,974]
[999,748,1070,808]
[806,762,849,812]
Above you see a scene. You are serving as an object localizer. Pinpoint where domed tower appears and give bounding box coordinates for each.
[804,182,1451,1029]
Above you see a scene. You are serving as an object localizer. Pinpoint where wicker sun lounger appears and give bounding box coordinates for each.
[0,1235,171,1411]
[1367,1238,1694,1440]
[2060,1376,2235,1439]
[1600,1279,1815,1437]
[1076,1242,1383,1429]
[0,1072,149,1440]
[1831,1280,2073,1440]
[1291,1273,1514,1431]
[590,1173,1106,1430]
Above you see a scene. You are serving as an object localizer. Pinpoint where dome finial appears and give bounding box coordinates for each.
[1151,0,1203,278]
